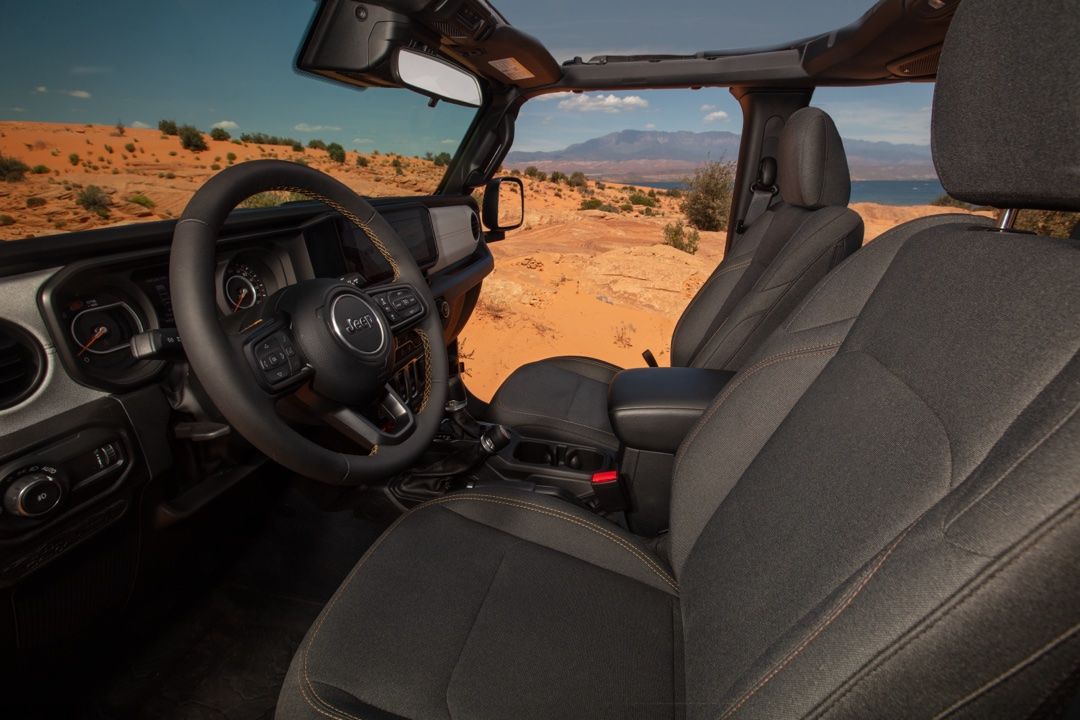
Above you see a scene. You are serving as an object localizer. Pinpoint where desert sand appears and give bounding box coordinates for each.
[0,121,993,400]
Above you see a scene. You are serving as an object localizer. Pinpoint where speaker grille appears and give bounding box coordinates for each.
[889,47,942,78]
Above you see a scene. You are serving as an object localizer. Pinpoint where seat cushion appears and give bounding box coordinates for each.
[276,488,680,720]
[488,356,621,449]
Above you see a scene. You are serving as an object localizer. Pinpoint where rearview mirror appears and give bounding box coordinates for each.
[392,47,483,107]
[482,177,524,241]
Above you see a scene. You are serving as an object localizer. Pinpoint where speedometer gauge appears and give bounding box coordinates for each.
[223,261,268,313]
[70,300,143,358]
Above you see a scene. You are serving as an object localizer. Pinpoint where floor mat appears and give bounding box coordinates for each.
[80,484,384,720]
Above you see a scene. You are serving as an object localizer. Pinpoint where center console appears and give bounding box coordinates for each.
[607,367,734,534]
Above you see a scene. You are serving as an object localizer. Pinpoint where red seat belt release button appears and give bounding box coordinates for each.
[590,470,626,511]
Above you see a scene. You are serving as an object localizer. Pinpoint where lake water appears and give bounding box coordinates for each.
[634,179,947,206]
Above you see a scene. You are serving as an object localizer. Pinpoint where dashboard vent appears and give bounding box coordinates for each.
[469,211,481,241]
[0,322,45,410]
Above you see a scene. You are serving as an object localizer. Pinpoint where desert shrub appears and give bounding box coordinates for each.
[433,152,452,167]
[536,171,548,182]
[209,127,231,142]
[1016,209,1080,238]
[356,155,369,168]
[69,153,80,166]
[307,139,327,151]
[549,171,567,184]
[76,185,111,218]
[31,164,49,174]
[681,160,735,231]
[210,163,221,171]
[127,193,155,208]
[169,151,177,156]
[595,181,606,190]
[238,191,308,209]
[226,152,237,164]
[524,166,540,178]
[931,193,974,209]
[237,132,298,147]
[568,171,587,188]
[104,144,114,154]
[580,198,618,212]
[628,192,658,208]
[0,154,30,181]
[619,202,633,212]
[663,221,700,254]
[158,119,178,135]
[26,196,46,208]
[179,125,208,152]
[424,152,434,161]
[326,142,346,163]
[292,158,308,167]
[391,157,403,169]
[123,142,136,154]
[0,214,14,226]
[164,172,176,179]
[666,187,683,198]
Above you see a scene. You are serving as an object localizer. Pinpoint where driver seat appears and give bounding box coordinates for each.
[277,2,1080,717]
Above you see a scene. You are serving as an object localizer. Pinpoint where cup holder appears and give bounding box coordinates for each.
[564,448,606,472]
[514,440,556,466]
[511,440,609,473]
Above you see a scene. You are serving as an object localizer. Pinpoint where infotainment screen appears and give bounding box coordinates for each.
[336,205,438,283]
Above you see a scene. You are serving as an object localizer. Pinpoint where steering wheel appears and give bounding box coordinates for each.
[169,160,448,484]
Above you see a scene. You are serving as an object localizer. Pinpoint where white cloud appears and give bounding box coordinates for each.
[440,138,456,145]
[557,93,649,113]
[130,120,150,128]
[533,92,573,102]
[813,101,932,144]
[67,90,91,99]
[294,123,341,132]
[71,65,112,75]
[11,107,25,113]
[33,86,47,94]
[703,110,729,124]
[212,120,239,130]
[351,137,374,145]
[699,104,716,112]
[644,123,656,130]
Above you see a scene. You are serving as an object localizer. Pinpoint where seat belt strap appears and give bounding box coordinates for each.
[736,156,778,234]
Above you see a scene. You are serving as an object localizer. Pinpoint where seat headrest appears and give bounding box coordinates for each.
[932,0,1080,211]
[777,107,851,210]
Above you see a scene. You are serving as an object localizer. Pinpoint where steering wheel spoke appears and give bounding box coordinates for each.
[298,384,417,449]
[234,315,312,395]
[367,282,428,335]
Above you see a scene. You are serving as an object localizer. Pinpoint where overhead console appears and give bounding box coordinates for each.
[296,0,561,92]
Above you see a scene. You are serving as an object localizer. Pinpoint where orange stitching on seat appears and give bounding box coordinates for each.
[299,492,678,719]
[718,523,914,719]
[674,343,841,479]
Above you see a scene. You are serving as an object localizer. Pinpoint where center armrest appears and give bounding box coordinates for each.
[607,367,735,453]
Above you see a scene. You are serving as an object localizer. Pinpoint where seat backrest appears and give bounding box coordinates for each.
[670,107,863,372]
[670,1,1080,717]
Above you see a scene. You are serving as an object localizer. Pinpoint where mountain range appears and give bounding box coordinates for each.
[506,130,936,182]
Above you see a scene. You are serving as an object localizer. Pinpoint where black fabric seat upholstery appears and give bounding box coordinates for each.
[278,2,1080,717]
[488,107,863,449]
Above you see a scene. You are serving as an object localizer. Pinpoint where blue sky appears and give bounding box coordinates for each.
[1,0,934,155]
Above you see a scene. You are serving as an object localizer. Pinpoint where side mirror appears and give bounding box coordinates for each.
[482,177,524,240]
[392,47,483,108]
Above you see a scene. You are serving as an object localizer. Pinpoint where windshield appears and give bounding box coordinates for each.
[0,0,478,242]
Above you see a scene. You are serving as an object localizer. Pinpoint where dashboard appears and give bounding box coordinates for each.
[32,200,486,395]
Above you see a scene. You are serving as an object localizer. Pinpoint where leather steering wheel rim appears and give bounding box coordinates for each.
[169,160,448,485]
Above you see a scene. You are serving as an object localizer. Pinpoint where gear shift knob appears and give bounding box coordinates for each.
[479,424,512,455]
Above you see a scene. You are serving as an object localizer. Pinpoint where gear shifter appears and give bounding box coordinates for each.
[479,424,512,456]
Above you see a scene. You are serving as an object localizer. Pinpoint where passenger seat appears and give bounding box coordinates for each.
[487,107,865,449]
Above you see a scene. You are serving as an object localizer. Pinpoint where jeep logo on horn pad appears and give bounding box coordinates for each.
[330,294,385,355]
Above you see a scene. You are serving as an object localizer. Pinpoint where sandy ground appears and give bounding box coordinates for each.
[1,122,993,400]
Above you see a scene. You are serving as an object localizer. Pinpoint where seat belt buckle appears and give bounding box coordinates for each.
[591,470,627,512]
[642,349,658,367]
